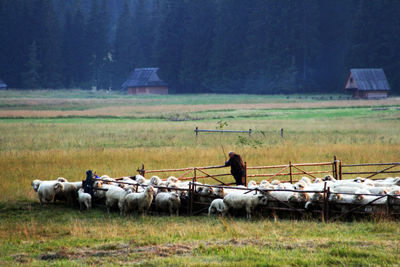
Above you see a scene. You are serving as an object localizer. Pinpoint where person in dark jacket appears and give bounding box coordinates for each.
[224,151,245,185]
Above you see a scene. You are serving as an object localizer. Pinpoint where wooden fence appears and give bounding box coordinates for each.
[137,156,340,186]
[89,157,400,221]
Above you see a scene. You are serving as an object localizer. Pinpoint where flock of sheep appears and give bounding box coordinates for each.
[31,174,400,219]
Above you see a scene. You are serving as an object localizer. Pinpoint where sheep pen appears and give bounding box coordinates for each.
[29,159,400,221]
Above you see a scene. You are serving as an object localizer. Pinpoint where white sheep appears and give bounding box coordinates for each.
[123,186,154,215]
[271,180,281,185]
[157,181,169,193]
[155,192,181,216]
[223,192,267,219]
[167,176,179,184]
[198,186,214,203]
[77,188,92,211]
[37,181,64,204]
[277,182,294,190]
[313,178,323,183]
[299,177,312,185]
[54,182,78,205]
[247,180,257,188]
[149,176,162,186]
[71,181,83,190]
[332,185,369,194]
[134,174,147,185]
[323,175,336,181]
[105,186,131,213]
[288,192,312,203]
[258,180,272,189]
[366,187,389,195]
[57,177,68,183]
[328,193,354,213]
[100,175,118,186]
[265,191,295,204]
[208,199,227,216]
[293,180,308,190]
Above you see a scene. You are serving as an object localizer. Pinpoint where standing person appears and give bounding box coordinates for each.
[224,151,245,186]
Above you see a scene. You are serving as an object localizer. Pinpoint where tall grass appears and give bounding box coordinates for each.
[1,92,400,265]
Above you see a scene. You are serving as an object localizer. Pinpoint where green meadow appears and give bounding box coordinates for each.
[1,90,399,266]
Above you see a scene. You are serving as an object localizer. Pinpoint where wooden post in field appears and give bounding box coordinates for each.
[195,127,198,138]
[281,128,284,138]
[289,161,293,184]
[138,164,145,177]
[244,161,247,186]
[339,160,343,180]
[322,182,327,223]
[333,155,338,180]
[188,181,192,216]
[332,156,336,180]
[325,187,331,222]
[249,129,252,136]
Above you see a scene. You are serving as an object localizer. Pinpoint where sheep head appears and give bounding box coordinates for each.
[257,195,268,205]
[146,185,154,195]
[288,193,299,203]
[31,179,42,192]
[271,180,281,185]
[54,182,64,193]
[213,188,225,198]
[330,193,342,202]
[323,175,336,182]
[247,180,257,187]
[57,177,68,183]
[149,176,161,185]
[313,178,323,183]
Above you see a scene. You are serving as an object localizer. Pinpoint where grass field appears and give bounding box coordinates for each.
[1,90,400,266]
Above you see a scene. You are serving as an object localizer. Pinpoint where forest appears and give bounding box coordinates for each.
[0,0,399,94]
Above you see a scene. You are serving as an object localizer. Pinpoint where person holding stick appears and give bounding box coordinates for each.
[224,151,245,186]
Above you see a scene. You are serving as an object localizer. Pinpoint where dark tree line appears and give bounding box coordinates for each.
[0,0,399,94]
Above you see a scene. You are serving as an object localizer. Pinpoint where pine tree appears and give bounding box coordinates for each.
[22,41,41,88]
[86,0,110,90]
[154,0,185,93]
[113,0,133,90]
[179,0,216,93]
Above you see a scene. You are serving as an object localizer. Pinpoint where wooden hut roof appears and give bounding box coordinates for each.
[121,68,167,89]
[349,68,390,91]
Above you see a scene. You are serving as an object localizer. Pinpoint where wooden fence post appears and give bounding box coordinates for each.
[281,128,284,138]
[387,195,392,218]
[188,181,192,216]
[139,164,146,177]
[289,161,293,184]
[244,162,247,186]
[339,160,342,180]
[333,155,338,180]
[195,127,198,138]
[322,182,327,223]
[249,129,252,136]
[325,187,331,222]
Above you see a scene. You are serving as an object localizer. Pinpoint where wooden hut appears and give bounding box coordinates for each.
[344,69,390,99]
[0,79,7,90]
[121,68,168,95]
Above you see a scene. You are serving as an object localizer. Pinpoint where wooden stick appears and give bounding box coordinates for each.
[341,162,400,167]
[196,168,227,185]
[366,164,398,179]
[177,168,195,180]
[291,165,317,179]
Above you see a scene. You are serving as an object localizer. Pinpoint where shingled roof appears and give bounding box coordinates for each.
[121,68,167,90]
[348,68,390,91]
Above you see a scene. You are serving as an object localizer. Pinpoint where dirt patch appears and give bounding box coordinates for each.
[38,242,193,261]
[11,253,31,263]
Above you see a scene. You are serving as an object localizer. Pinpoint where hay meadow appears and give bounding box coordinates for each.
[1,90,400,266]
